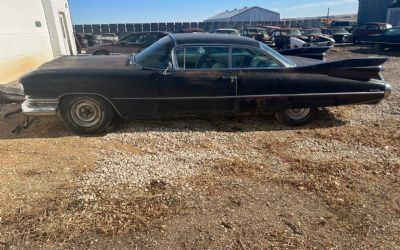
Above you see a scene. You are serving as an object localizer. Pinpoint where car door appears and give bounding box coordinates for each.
[155,46,237,115]
[230,47,285,113]
[113,33,148,54]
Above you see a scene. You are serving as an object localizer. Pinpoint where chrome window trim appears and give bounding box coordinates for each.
[173,44,232,71]
[171,44,288,71]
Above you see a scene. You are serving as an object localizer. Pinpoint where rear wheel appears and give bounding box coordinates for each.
[59,95,114,134]
[275,108,317,126]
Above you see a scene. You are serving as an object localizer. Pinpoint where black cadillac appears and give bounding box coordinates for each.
[20,34,392,134]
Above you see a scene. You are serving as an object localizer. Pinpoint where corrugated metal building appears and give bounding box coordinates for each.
[205,6,280,22]
[358,0,395,24]
[387,1,400,26]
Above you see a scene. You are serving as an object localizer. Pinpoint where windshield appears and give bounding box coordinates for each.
[134,36,174,69]
[259,43,296,67]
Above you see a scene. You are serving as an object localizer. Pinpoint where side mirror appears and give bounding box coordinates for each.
[163,62,173,75]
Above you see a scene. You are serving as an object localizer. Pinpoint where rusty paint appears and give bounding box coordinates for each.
[0,52,54,85]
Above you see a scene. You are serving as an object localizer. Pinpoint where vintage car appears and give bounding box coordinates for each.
[352,23,393,44]
[20,34,392,134]
[271,28,335,50]
[240,27,270,44]
[84,31,170,55]
[358,28,400,50]
[322,28,352,43]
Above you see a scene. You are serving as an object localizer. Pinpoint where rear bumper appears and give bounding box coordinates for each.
[22,98,58,116]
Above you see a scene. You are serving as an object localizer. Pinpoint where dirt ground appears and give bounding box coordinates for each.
[0,46,399,249]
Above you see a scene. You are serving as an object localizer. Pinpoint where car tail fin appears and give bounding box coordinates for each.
[298,57,388,81]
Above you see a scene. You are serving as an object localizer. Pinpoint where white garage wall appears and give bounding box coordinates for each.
[0,0,77,85]
[0,0,54,84]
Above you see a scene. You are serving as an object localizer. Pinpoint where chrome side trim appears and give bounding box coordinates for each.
[22,99,58,116]
[113,91,385,101]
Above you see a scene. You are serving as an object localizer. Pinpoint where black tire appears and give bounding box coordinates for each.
[59,95,114,134]
[275,108,317,126]
[93,50,110,55]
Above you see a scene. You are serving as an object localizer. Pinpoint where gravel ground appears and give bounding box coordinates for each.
[0,46,399,249]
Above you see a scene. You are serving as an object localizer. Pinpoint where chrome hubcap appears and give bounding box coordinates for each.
[286,108,310,120]
[71,100,101,127]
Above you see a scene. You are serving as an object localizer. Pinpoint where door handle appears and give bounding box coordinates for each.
[221,75,236,83]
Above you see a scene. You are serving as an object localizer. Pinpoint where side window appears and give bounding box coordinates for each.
[176,46,229,70]
[148,33,159,44]
[232,48,281,69]
[122,33,148,44]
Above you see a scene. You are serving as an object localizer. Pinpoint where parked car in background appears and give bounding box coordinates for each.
[101,33,118,43]
[301,28,323,36]
[330,20,357,31]
[271,28,334,49]
[263,26,281,35]
[322,28,352,43]
[240,27,270,44]
[84,31,169,55]
[352,23,393,44]
[214,29,240,36]
[83,33,102,47]
[359,28,400,50]
[20,34,391,134]
[74,33,89,54]
[176,28,205,33]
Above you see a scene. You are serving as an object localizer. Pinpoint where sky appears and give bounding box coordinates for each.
[68,0,359,24]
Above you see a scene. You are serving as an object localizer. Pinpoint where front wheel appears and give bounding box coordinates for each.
[59,95,114,134]
[275,108,317,126]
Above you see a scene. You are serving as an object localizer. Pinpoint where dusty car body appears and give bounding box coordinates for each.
[101,33,118,43]
[359,28,400,50]
[20,34,392,134]
[84,31,169,55]
[272,28,335,49]
[352,23,393,44]
[322,28,352,43]
[240,27,270,44]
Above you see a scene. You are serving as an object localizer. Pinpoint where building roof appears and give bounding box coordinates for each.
[389,0,400,8]
[205,6,279,21]
[169,33,260,47]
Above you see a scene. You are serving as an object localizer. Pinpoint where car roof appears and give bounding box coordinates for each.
[169,33,260,47]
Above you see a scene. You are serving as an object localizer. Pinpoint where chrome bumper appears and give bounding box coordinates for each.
[384,84,392,99]
[22,99,58,116]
